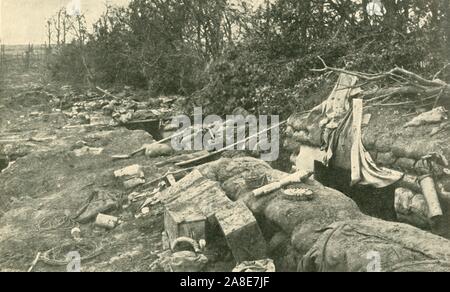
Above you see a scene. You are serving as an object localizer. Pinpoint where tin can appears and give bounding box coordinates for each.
[95,213,119,230]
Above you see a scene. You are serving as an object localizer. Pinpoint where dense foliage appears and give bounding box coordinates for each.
[49,0,450,118]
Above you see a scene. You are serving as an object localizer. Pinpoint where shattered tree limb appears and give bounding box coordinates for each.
[311,56,450,106]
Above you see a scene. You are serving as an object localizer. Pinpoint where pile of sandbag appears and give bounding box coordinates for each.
[197,157,450,272]
[299,219,450,272]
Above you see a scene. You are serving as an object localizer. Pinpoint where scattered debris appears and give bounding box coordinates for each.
[41,241,104,267]
[95,214,120,230]
[123,178,146,189]
[114,164,146,189]
[71,227,82,242]
[232,259,276,272]
[73,190,118,224]
[114,164,144,180]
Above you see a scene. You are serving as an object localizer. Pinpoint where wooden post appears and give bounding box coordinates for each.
[351,99,363,185]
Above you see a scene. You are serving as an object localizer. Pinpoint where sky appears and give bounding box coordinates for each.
[0,0,131,45]
[0,0,266,45]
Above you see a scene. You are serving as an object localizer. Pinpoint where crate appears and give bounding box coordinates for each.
[164,204,206,249]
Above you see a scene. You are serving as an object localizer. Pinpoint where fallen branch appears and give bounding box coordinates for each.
[95,86,119,100]
[312,56,450,89]
[27,252,41,272]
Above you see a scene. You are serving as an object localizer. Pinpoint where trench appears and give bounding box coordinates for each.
[123,120,163,140]
[314,161,397,221]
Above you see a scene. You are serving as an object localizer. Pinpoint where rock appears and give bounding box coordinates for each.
[123,178,146,189]
[285,126,294,137]
[114,165,144,180]
[144,143,174,158]
[395,157,416,172]
[395,188,430,229]
[376,152,397,166]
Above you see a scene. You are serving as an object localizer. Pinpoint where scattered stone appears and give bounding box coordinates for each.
[114,165,144,180]
[145,143,174,158]
[123,178,146,189]
[114,165,145,189]
[376,151,397,166]
[395,157,416,172]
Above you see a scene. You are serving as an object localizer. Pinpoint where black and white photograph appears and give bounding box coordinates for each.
[0,0,450,275]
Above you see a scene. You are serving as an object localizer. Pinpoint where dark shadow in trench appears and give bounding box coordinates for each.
[314,161,397,222]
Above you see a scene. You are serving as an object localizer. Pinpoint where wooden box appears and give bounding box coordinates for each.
[164,204,206,249]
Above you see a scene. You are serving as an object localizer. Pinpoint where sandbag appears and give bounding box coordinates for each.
[299,219,450,272]
[197,157,450,272]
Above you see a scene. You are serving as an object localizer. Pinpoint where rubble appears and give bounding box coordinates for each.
[74,190,118,224]
[2,64,450,273]
[114,164,146,189]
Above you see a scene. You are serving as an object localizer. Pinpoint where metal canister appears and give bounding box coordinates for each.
[419,175,443,219]
[95,213,119,230]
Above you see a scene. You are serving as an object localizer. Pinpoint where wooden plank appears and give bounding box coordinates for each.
[351,99,363,185]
